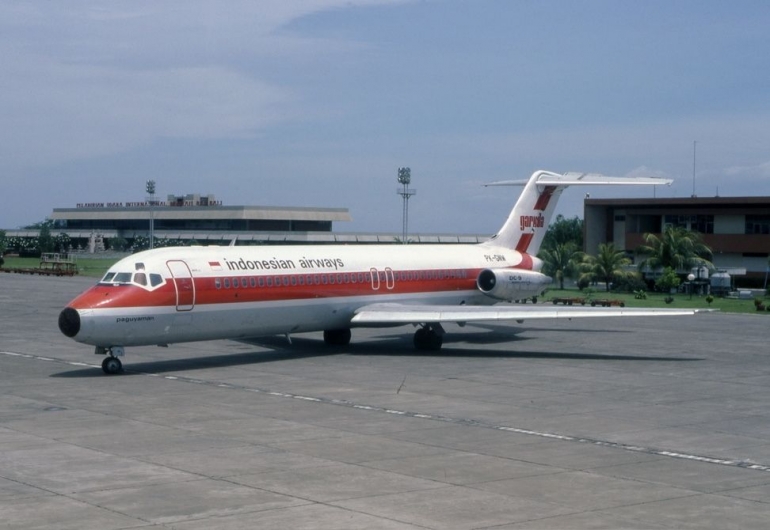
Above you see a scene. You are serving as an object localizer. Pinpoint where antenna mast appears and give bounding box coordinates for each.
[692,140,697,198]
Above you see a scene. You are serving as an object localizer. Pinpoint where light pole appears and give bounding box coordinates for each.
[146,180,156,250]
[687,273,695,299]
[397,167,416,244]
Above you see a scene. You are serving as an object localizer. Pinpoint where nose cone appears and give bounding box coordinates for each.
[58,307,81,338]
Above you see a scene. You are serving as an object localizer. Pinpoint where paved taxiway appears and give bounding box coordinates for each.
[2,272,770,529]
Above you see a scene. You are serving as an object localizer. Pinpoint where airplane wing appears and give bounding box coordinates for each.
[351,303,704,325]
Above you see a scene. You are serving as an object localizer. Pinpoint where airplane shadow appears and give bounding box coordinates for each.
[50,327,700,378]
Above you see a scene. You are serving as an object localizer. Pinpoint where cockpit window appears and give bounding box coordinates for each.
[99,270,165,290]
[114,272,133,283]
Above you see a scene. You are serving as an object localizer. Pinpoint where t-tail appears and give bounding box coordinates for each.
[484,170,672,255]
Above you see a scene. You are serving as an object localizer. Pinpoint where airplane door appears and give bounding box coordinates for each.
[384,267,395,290]
[167,260,195,311]
[370,268,380,291]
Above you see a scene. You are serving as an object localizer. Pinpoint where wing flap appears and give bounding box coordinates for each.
[351,303,701,325]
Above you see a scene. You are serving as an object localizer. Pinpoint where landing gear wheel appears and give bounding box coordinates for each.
[413,327,443,351]
[101,356,123,375]
[323,328,351,346]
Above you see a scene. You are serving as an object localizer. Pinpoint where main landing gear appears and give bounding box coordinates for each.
[323,328,352,346]
[413,323,444,351]
[95,346,124,375]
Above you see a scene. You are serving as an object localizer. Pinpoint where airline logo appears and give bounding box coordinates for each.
[209,261,223,271]
[519,213,545,231]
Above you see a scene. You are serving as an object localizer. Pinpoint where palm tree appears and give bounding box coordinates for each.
[636,226,713,273]
[579,243,632,292]
[539,242,581,289]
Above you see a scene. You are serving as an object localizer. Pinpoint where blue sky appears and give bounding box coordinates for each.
[2,0,769,235]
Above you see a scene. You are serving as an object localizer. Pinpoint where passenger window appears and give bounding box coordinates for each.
[250,277,257,288]
[329,275,335,285]
[266,277,273,287]
[282,277,289,286]
[215,278,221,289]
[224,278,231,288]
[232,278,239,288]
[258,277,265,287]
[291,276,297,286]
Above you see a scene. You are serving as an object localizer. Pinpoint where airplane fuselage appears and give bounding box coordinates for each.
[59,243,547,348]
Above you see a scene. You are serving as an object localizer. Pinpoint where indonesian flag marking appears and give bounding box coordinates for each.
[209,261,223,271]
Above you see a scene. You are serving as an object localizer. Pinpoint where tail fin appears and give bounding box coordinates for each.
[484,170,671,255]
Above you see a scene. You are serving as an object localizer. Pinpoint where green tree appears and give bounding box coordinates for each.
[579,242,632,292]
[636,226,713,272]
[0,229,6,255]
[38,222,55,253]
[109,237,128,251]
[541,215,583,251]
[540,241,582,289]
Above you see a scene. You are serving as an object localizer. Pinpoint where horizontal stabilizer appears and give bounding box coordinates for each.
[486,171,672,187]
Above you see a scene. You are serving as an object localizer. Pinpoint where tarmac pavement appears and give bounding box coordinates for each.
[2,272,770,529]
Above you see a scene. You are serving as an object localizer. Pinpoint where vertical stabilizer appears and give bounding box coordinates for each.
[484,170,672,256]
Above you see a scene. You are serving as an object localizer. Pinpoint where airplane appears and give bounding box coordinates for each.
[58,170,699,374]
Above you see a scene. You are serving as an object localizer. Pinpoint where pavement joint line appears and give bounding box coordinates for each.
[5,349,770,474]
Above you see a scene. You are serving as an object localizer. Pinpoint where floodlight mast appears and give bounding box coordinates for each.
[397,167,416,244]
[146,180,156,250]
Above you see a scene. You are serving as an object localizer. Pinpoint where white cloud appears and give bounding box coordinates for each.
[0,0,406,168]
[724,161,770,178]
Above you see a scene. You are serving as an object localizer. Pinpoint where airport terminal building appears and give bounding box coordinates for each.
[584,195,770,282]
[6,192,486,247]
[45,193,352,243]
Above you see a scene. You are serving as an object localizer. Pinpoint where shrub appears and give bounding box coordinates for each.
[656,267,681,293]
[664,296,674,304]
[634,289,647,300]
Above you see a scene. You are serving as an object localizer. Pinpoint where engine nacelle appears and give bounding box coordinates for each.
[476,268,552,302]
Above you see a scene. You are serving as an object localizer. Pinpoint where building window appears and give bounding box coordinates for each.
[746,215,770,235]
[664,214,714,234]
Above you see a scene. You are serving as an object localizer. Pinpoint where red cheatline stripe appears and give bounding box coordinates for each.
[533,186,557,211]
[517,253,534,270]
[69,268,493,309]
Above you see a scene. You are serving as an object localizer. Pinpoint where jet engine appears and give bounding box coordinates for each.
[476,268,552,302]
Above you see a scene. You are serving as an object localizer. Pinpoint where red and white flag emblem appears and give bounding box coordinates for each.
[209,261,223,271]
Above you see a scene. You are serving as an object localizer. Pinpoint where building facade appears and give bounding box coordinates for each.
[43,193,351,243]
[584,196,770,283]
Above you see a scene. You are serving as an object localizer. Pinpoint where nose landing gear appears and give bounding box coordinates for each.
[96,346,125,375]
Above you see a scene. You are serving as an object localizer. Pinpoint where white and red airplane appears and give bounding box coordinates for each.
[59,170,697,374]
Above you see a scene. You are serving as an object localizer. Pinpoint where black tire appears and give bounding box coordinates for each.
[101,356,122,375]
[323,328,351,346]
[414,328,443,351]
